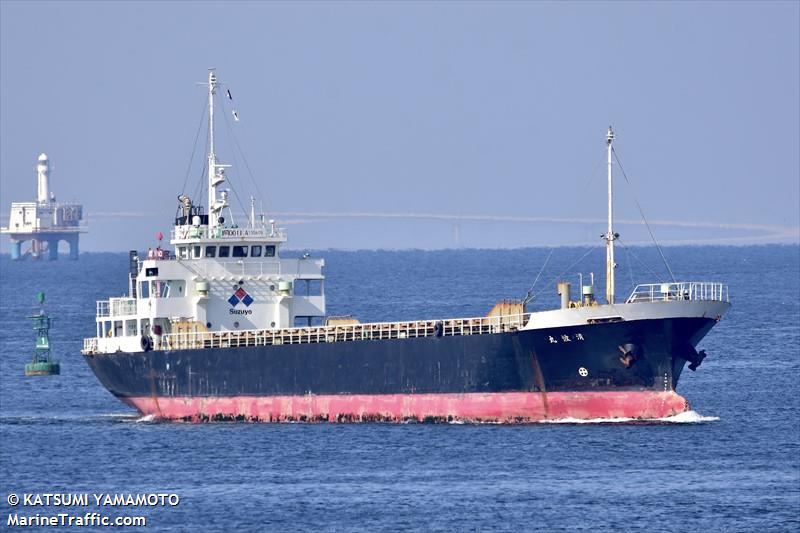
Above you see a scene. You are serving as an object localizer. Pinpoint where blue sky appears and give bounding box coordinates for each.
[1,1,798,251]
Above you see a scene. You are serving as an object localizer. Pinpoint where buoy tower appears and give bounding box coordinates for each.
[1,153,85,260]
[25,292,60,376]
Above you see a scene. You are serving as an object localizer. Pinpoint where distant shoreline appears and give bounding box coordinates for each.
[1,241,798,258]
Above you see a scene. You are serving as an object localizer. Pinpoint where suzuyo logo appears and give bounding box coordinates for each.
[228,286,254,315]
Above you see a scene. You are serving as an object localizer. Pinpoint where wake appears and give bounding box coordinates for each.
[538,410,719,425]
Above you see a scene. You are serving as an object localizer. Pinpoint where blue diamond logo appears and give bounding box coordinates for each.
[228,295,240,307]
[242,294,253,307]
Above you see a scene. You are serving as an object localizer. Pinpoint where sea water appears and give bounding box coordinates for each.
[1,245,798,531]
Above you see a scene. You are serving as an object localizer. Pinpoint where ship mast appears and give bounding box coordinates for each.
[207,70,228,229]
[250,196,256,228]
[604,126,617,304]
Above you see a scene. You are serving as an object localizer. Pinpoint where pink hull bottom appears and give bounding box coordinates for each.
[122,391,690,423]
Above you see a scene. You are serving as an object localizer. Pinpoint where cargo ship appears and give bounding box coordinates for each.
[81,70,730,422]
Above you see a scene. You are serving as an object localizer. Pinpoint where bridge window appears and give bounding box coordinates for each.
[232,245,248,258]
[251,245,262,257]
[150,280,185,298]
[138,281,150,298]
[265,245,276,257]
[152,280,169,298]
[219,246,230,258]
[294,279,323,296]
[294,316,324,327]
[205,246,216,258]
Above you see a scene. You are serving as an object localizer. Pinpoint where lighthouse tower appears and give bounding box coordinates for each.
[37,153,51,204]
[1,153,86,260]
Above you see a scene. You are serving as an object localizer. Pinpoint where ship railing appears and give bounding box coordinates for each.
[133,257,320,277]
[185,258,324,278]
[170,226,210,241]
[190,260,281,277]
[626,282,729,304]
[96,298,138,318]
[83,337,98,353]
[160,313,529,351]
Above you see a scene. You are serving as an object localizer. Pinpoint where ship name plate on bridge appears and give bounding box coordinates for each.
[220,228,267,238]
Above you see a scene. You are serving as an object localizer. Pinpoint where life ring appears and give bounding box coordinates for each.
[140,335,153,352]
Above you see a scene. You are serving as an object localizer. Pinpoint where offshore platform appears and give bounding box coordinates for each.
[1,153,85,260]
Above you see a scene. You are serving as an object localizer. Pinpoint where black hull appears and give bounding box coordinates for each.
[84,317,715,399]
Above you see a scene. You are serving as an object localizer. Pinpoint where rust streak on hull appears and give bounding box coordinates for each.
[529,350,549,418]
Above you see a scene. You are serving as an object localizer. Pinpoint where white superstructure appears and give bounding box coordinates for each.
[88,70,325,354]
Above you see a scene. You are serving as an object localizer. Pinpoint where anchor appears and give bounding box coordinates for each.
[618,343,642,369]
[677,343,707,371]
[688,349,707,371]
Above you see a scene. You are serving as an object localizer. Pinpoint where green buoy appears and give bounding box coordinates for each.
[25,292,60,376]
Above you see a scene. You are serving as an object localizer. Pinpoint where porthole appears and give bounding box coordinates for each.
[234,321,240,328]
[206,322,212,328]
